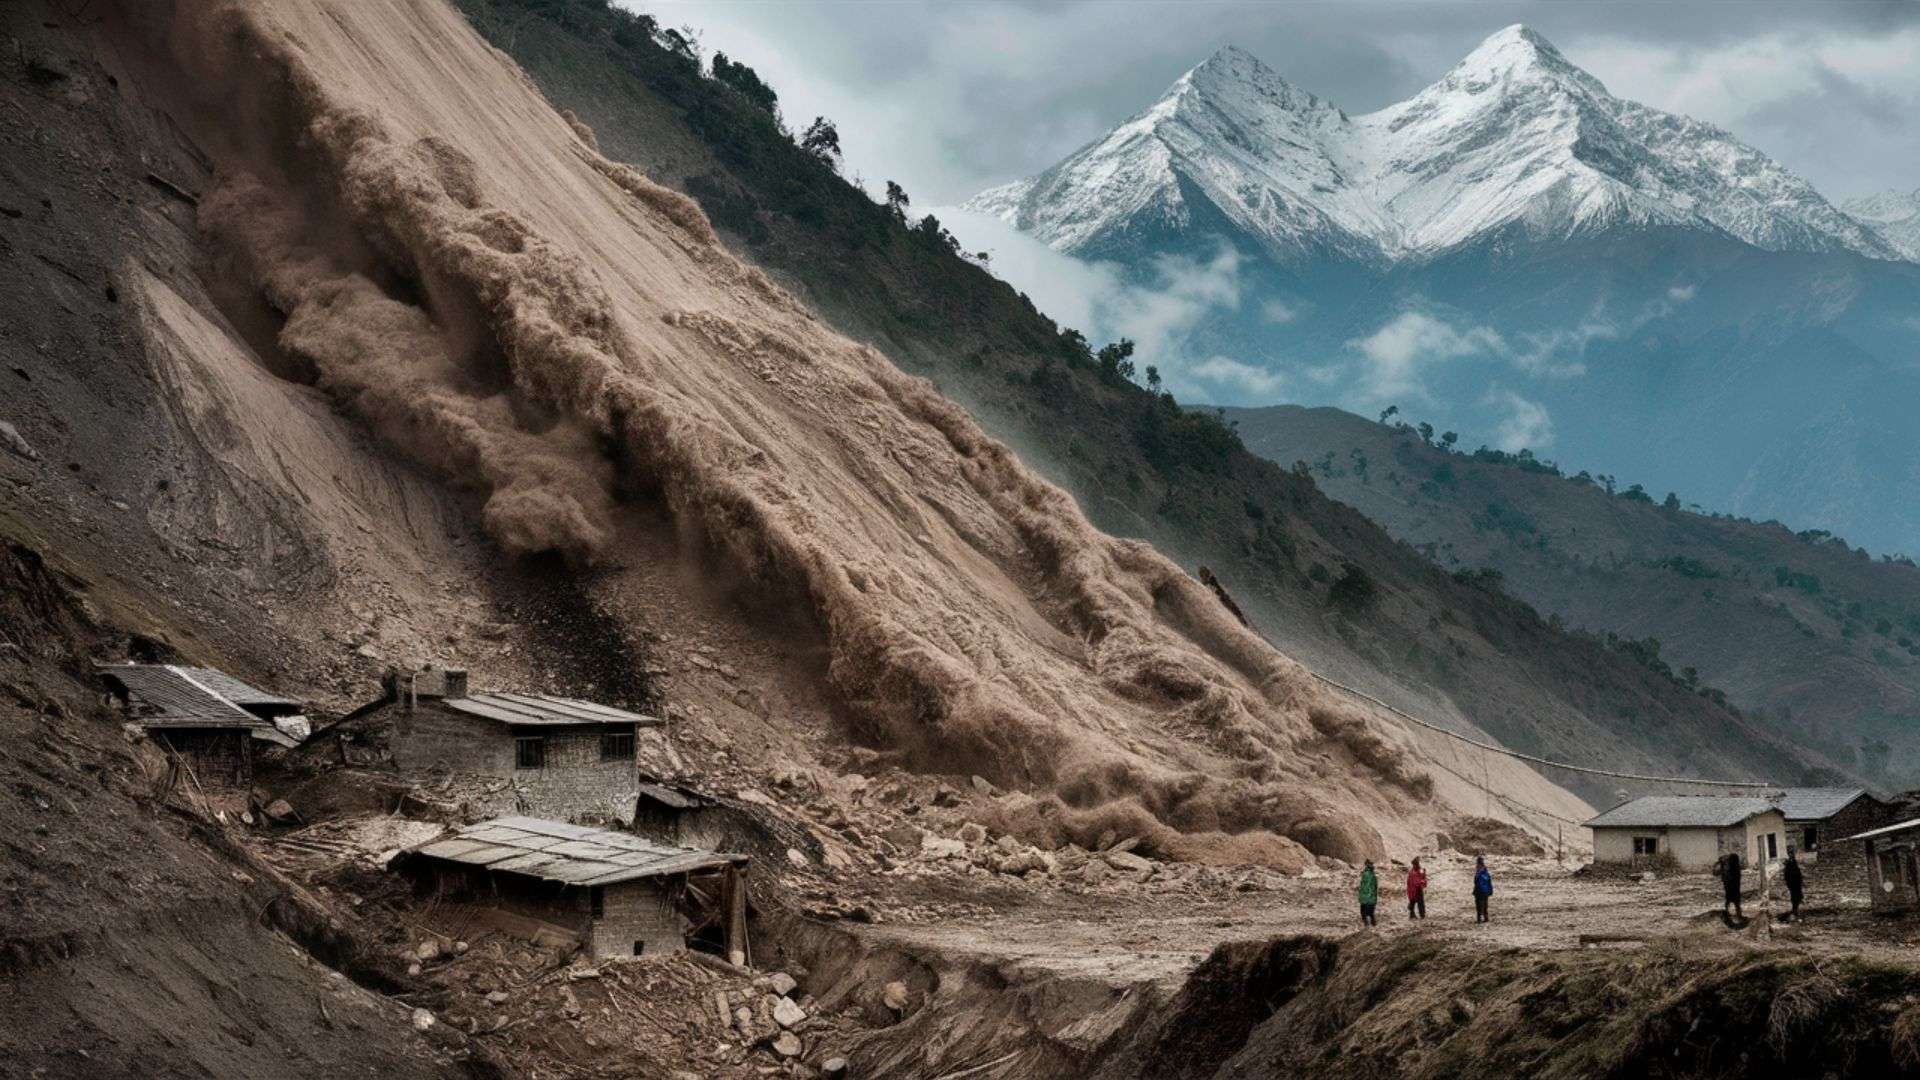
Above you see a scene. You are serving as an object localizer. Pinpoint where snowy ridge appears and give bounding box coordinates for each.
[966,26,1905,264]
[1844,188,1920,261]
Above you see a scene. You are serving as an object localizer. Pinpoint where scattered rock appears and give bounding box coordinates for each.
[415,940,441,962]
[881,824,924,855]
[772,1031,803,1058]
[1105,850,1154,877]
[772,996,806,1028]
[787,847,810,868]
[921,837,966,860]
[970,775,997,796]
[486,990,509,1005]
[822,1057,849,1076]
[0,421,38,462]
[767,972,798,997]
[956,822,988,844]
[1078,859,1111,884]
[410,1008,435,1033]
[882,981,911,1013]
[263,799,298,824]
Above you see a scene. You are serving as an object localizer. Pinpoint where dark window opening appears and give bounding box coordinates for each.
[601,730,635,762]
[1803,827,1819,852]
[590,886,604,917]
[633,941,646,956]
[1632,836,1658,856]
[515,737,545,769]
[1767,833,1779,859]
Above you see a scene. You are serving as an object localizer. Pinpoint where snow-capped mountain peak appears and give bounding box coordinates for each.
[965,26,1903,264]
[1844,188,1920,260]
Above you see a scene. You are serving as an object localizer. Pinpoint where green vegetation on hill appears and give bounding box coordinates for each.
[450,0,1847,801]
[1227,403,1920,789]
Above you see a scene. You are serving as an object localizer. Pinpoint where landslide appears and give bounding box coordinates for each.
[1227,402,1920,789]
[5,0,1573,872]
[446,0,1837,804]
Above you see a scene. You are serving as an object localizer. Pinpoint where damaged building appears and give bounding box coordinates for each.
[356,667,660,823]
[392,816,750,960]
[98,663,304,784]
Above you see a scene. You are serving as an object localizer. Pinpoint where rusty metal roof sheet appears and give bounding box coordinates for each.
[442,692,661,729]
[407,816,746,887]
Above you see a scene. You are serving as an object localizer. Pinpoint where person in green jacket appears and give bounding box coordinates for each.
[1358,860,1379,927]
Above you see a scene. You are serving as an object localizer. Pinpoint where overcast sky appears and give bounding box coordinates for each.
[645,0,1920,206]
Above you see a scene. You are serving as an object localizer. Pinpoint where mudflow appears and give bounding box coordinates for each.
[111,0,1587,868]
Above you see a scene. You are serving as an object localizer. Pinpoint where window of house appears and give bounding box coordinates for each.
[1803,827,1819,852]
[1632,836,1658,856]
[1768,832,1779,859]
[515,736,545,769]
[590,886,604,918]
[601,730,635,762]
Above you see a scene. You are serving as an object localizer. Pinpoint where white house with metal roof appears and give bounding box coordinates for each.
[394,816,749,959]
[1584,795,1786,871]
[356,665,661,824]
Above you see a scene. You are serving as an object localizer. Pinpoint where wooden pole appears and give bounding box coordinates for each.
[725,866,749,969]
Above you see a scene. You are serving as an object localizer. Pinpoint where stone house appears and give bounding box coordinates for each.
[356,667,660,823]
[392,816,749,960]
[1772,787,1891,861]
[98,663,302,784]
[1846,816,1920,915]
[632,781,732,850]
[1585,796,1786,871]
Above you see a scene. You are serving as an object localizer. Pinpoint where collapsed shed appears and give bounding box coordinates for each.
[98,663,303,784]
[393,816,750,961]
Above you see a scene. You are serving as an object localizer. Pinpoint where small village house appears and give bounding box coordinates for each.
[1585,796,1786,871]
[357,666,659,823]
[98,663,303,784]
[392,816,749,960]
[1773,787,1891,861]
[1844,817,1920,915]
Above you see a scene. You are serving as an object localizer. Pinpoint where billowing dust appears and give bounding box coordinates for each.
[148,0,1570,868]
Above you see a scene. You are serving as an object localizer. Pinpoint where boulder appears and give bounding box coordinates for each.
[970,775,998,795]
[921,837,966,860]
[263,799,298,824]
[773,1031,804,1058]
[881,825,924,855]
[1105,850,1154,877]
[956,822,988,845]
[772,996,806,1028]
[822,1057,849,1076]
[882,981,911,1013]
[767,972,798,997]
[410,1008,435,1033]
[1078,859,1111,884]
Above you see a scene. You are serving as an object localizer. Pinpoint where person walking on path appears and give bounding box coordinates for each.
[1783,852,1805,921]
[1407,858,1428,920]
[1472,855,1493,923]
[1358,860,1379,927]
[1721,851,1744,922]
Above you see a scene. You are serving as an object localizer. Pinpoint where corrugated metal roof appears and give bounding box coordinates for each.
[175,666,299,708]
[407,816,745,886]
[1844,816,1920,843]
[1772,788,1870,821]
[442,692,661,729]
[98,664,277,733]
[636,782,713,810]
[1585,796,1781,829]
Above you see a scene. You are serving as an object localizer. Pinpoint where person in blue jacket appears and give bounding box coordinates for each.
[1472,855,1493,923]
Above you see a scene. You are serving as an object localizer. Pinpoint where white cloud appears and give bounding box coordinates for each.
[1487,389,1555,451]
[1345,311,1504,401]
[1667,283,1698,302]
[940,207,1256,394]
[1191,356,1285,396]
[1261,299,1299,324]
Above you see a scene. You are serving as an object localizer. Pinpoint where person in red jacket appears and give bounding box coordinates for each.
[1407,857,1428,920]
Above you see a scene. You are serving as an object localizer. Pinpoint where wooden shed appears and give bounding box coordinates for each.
[98,663,302,785]
[1845,817,1920,915]
[394,816,750,961]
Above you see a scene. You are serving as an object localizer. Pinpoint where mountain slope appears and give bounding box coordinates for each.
[1845,188,1920,261]
[440,0,1847,808]
[1226,402,1920,788]
[967,26,1900,264]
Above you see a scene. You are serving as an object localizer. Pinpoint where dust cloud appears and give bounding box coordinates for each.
[149,0,1548,867]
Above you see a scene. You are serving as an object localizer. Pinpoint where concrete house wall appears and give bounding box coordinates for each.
[375,700,640,822]
[1592,810,1786,870]
[399,860,685,959]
